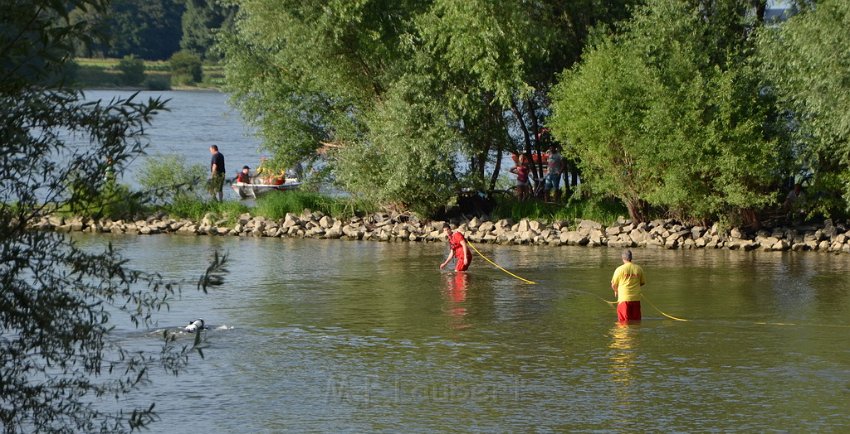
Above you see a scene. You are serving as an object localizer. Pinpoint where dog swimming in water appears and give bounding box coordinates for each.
[184,318,207,333]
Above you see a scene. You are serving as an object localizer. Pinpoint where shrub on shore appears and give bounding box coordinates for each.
[117,55,145,86]
[169,51,203,85]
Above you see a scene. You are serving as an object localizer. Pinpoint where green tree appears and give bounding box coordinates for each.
[180,0,237,60]
[1,1,226,432]
[550,0,786,224]
[80,0,185,60]
[757,0,850,215]
[221,0,634,215]
[169,49,203,84]
[117,54,145,85]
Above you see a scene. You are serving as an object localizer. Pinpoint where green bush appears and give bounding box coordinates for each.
[65,178,147,220]
[169,50,203,85]
[117,55,145,86]
[137,154,207,205]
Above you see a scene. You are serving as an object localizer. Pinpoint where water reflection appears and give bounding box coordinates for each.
[443,272,469,329]
[608,323,639,410]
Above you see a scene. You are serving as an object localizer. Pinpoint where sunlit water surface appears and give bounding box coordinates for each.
[71,233,850,433]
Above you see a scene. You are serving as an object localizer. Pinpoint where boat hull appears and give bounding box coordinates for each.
[231,181,301,199]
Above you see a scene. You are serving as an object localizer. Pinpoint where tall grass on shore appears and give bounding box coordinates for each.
[490,195,627,225]
[166,197,249,225]
[253,191,376,220]
[163,191,376,224]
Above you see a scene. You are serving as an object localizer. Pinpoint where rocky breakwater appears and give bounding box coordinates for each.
[31,211,850,254]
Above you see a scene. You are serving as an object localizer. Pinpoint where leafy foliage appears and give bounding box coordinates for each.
[0,1,226,432]
[80,0,186,60]
[757,0,850,215]
[117,55,145,85]
[551,0,787,223]
[180,0,237,60]
[138,154,208,205]
[169,50,203,85]
[221,0,635,216]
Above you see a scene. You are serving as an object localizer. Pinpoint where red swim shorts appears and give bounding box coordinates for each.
[617,301,641,322]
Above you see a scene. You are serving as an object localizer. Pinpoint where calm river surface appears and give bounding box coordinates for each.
[83,89,264,190]
[72,232,850,433]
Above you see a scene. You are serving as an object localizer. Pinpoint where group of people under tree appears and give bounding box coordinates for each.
[510,143,579,203]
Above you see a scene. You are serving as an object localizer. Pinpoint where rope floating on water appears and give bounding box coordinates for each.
[467,242,537,285]
[641,294,689,322]
[586,289,850,328]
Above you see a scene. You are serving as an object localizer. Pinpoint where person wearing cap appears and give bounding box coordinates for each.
[611,249,645,322]
[439,223,472,272]
[236,165,252,183]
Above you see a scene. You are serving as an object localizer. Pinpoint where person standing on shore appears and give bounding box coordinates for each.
[611,249,645,322]
[209,145,226,201]
[544,145,564,202]
[509,154,530,201]
[440,223,472,272]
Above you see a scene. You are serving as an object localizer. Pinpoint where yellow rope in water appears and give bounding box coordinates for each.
[641,294,689,322]
[590,290,850,328]
[460,247,845,327]
[467,242,537,284]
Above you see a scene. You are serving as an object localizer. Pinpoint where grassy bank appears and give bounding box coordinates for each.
[163,191,378,226]
[59,175,624,227]
[73,57,225,90]
[151,192,623,228]
[489,195,627,225]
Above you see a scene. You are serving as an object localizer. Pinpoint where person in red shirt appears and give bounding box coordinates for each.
[439,223,472,272]
[236,166,251,183]
[509,154,530,201]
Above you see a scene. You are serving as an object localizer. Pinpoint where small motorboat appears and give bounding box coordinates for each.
[231,178,301,199]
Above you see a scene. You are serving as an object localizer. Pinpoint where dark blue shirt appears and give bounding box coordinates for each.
[210,151,225,174]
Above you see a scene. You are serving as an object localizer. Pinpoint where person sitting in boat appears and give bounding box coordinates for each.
[236,166,251,183]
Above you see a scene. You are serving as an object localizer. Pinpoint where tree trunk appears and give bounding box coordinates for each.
[625,197,647,223]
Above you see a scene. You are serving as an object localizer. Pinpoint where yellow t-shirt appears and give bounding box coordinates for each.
[611,262,645,302]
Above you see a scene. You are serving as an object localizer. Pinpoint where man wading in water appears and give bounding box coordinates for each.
[611,249,645,322]
[440,223,472,272]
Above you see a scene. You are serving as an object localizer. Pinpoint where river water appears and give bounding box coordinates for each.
[73,232,850,433]
[83,89,264,191]
[74,90,850,432]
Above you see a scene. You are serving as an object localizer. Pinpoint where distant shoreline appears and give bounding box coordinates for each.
[73,57,224,92]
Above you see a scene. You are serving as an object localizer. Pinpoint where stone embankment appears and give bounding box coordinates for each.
[33,211,850,254]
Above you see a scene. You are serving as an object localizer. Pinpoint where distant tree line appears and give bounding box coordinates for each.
[71,0,236,60]
[221,0,850,226]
